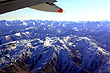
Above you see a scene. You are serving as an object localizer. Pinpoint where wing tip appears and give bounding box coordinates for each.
[58,8,63,13]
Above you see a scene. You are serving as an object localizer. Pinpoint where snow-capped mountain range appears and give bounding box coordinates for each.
[0,20,110,73]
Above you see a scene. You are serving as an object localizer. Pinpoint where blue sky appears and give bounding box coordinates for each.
[0,0,110,21]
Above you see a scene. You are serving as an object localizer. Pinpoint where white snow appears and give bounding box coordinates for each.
[22,21,27,26]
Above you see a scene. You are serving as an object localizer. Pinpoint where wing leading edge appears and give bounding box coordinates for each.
[0,0,63,14]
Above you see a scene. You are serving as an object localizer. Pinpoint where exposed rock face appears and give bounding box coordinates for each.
[0,20,110,73]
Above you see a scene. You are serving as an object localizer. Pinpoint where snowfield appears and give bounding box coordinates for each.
[0,20,110,73]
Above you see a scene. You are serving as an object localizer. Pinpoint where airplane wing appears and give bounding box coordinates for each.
[0,0,63,14]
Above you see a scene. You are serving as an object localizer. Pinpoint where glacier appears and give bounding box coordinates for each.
[0,20,110,73]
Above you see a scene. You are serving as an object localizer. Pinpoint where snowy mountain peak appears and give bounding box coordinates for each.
[0,20,110,73]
